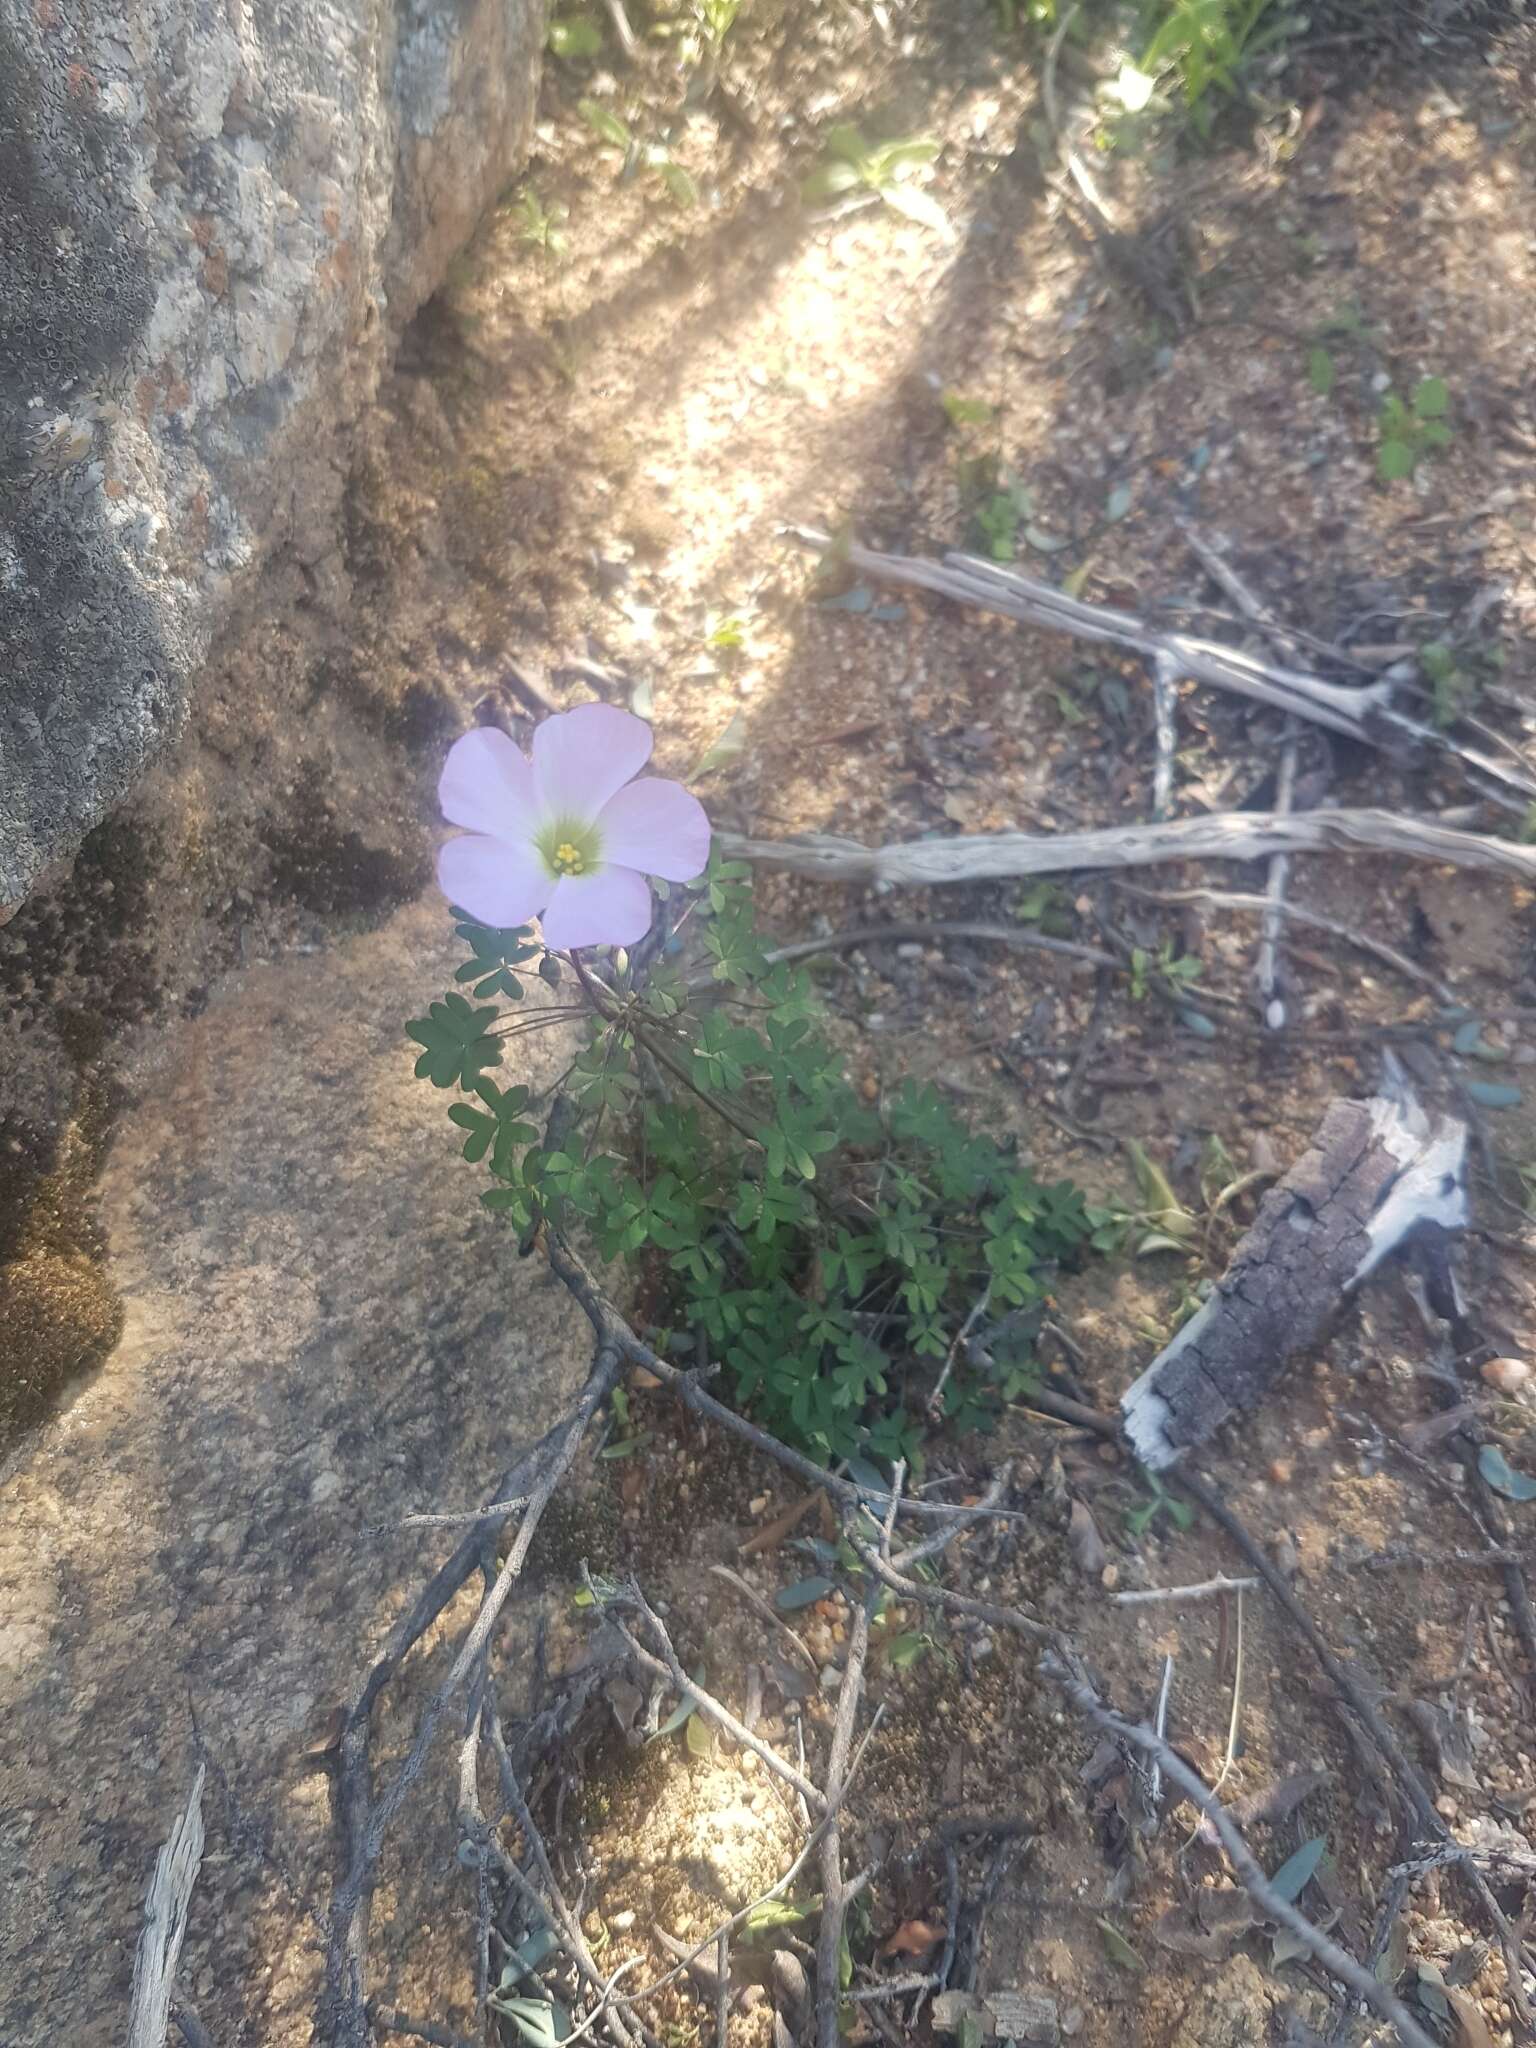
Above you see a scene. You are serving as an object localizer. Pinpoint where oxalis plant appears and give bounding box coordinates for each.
[409,704,1098,1468]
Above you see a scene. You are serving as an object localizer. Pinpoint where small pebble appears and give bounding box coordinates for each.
[1269,1458,1294,1485]
[611,1910,636,1932]
[1481,1358,1531,1394]
[819,1664,842,1694]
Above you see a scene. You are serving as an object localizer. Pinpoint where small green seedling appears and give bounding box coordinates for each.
[1377,376,1451,481]
[511,190,569,260]
[578,99,698,206]
[1129,939,1203,1004]
[802,125,951,238]
[1138,0,1286,132]
[547,13,603,58]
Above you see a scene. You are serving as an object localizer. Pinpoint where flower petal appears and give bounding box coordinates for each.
[533,703,653,820]
[437,834,551,929]
[439,727,539,839]
[594,777,711,882]
[540,865,653,951]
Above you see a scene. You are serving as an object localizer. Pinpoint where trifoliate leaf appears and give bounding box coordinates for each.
[405,993,502,1089]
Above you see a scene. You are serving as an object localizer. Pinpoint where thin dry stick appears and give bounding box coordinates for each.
[588,1716,887,2023]
[1178,527,1306,1027]
[782,524,1536,803]
[1176,1467,1535,2028]
[396,1494,531,1533]
[928,1290,990,1424]
[1112,1574,1260,1605]
[1208,1588,1245,1805]
[484,1703,653,2048]
[708,1564,821,1674]
[617,1595,827,1811]
[815,1483,891,2048]
[128,1766,206,2048]
[553,1236,1033,1527]
[717,808,1536,889]
[1257,724,1299,1029]
[1148,1653,1174,1817]
[599,0,640,58]
[1150,651,1180,821]
[1115,883,1455,1003]
[847,1533,1065,1650]
[783,524,1387,740]
[715,1935,729,2048]
[757,919,1116,971]
[1043,1661,1440,2048]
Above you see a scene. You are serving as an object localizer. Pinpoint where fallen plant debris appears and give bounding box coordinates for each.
[1122,1070,1469,1469]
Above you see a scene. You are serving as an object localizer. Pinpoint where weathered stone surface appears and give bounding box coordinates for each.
[0,894,586,2044]
[0,0,543,904]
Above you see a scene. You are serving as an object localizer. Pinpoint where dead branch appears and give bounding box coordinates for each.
[783,524,1536,801]
[1121,1085,1469,1470]
[814,1481,891,2048]
[1177,527,1309,1029]
[1149,652,1179,820]
[1257,725,1300,1028]
[319,1250,630,2048]
[1042,1658,1440,2048]
[708,1563,821,1674]
[752,919,1117,973]
[128,1766,206,2048]
[1115,883,1456,1004]
[1176,1468,1535,2027]
[615,1584,828,1811]
[551,1236,1032,1527]
[718,807,1536,889]
[1111,1574,1260,1605]
[483,1697,654,2048]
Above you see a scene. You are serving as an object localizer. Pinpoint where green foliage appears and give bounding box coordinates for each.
[452,909,544,999]
[578,97,699,207]
[1377,376,1452,482]
[941,391,994,430]
[1419,635,1500,729]
[1137,0,1285,131]
[802,126,951,239]
[406,992,502,1090]
[694,0,741,46]
[511,189,569,260]
[547,13,603,59]
[409,861,1098,1464]
[1128,938,1203,1005]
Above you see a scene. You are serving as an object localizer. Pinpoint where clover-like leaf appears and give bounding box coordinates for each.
[406,992,502,1089]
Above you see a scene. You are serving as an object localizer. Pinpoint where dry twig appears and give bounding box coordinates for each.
[1043,1660,1440,2048]
[720,807,1536,889]
[128,1767,206,2048]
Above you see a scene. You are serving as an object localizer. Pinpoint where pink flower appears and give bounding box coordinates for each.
[437,703,711,951]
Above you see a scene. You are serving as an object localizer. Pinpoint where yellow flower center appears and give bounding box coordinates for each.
[536,816,603,881]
